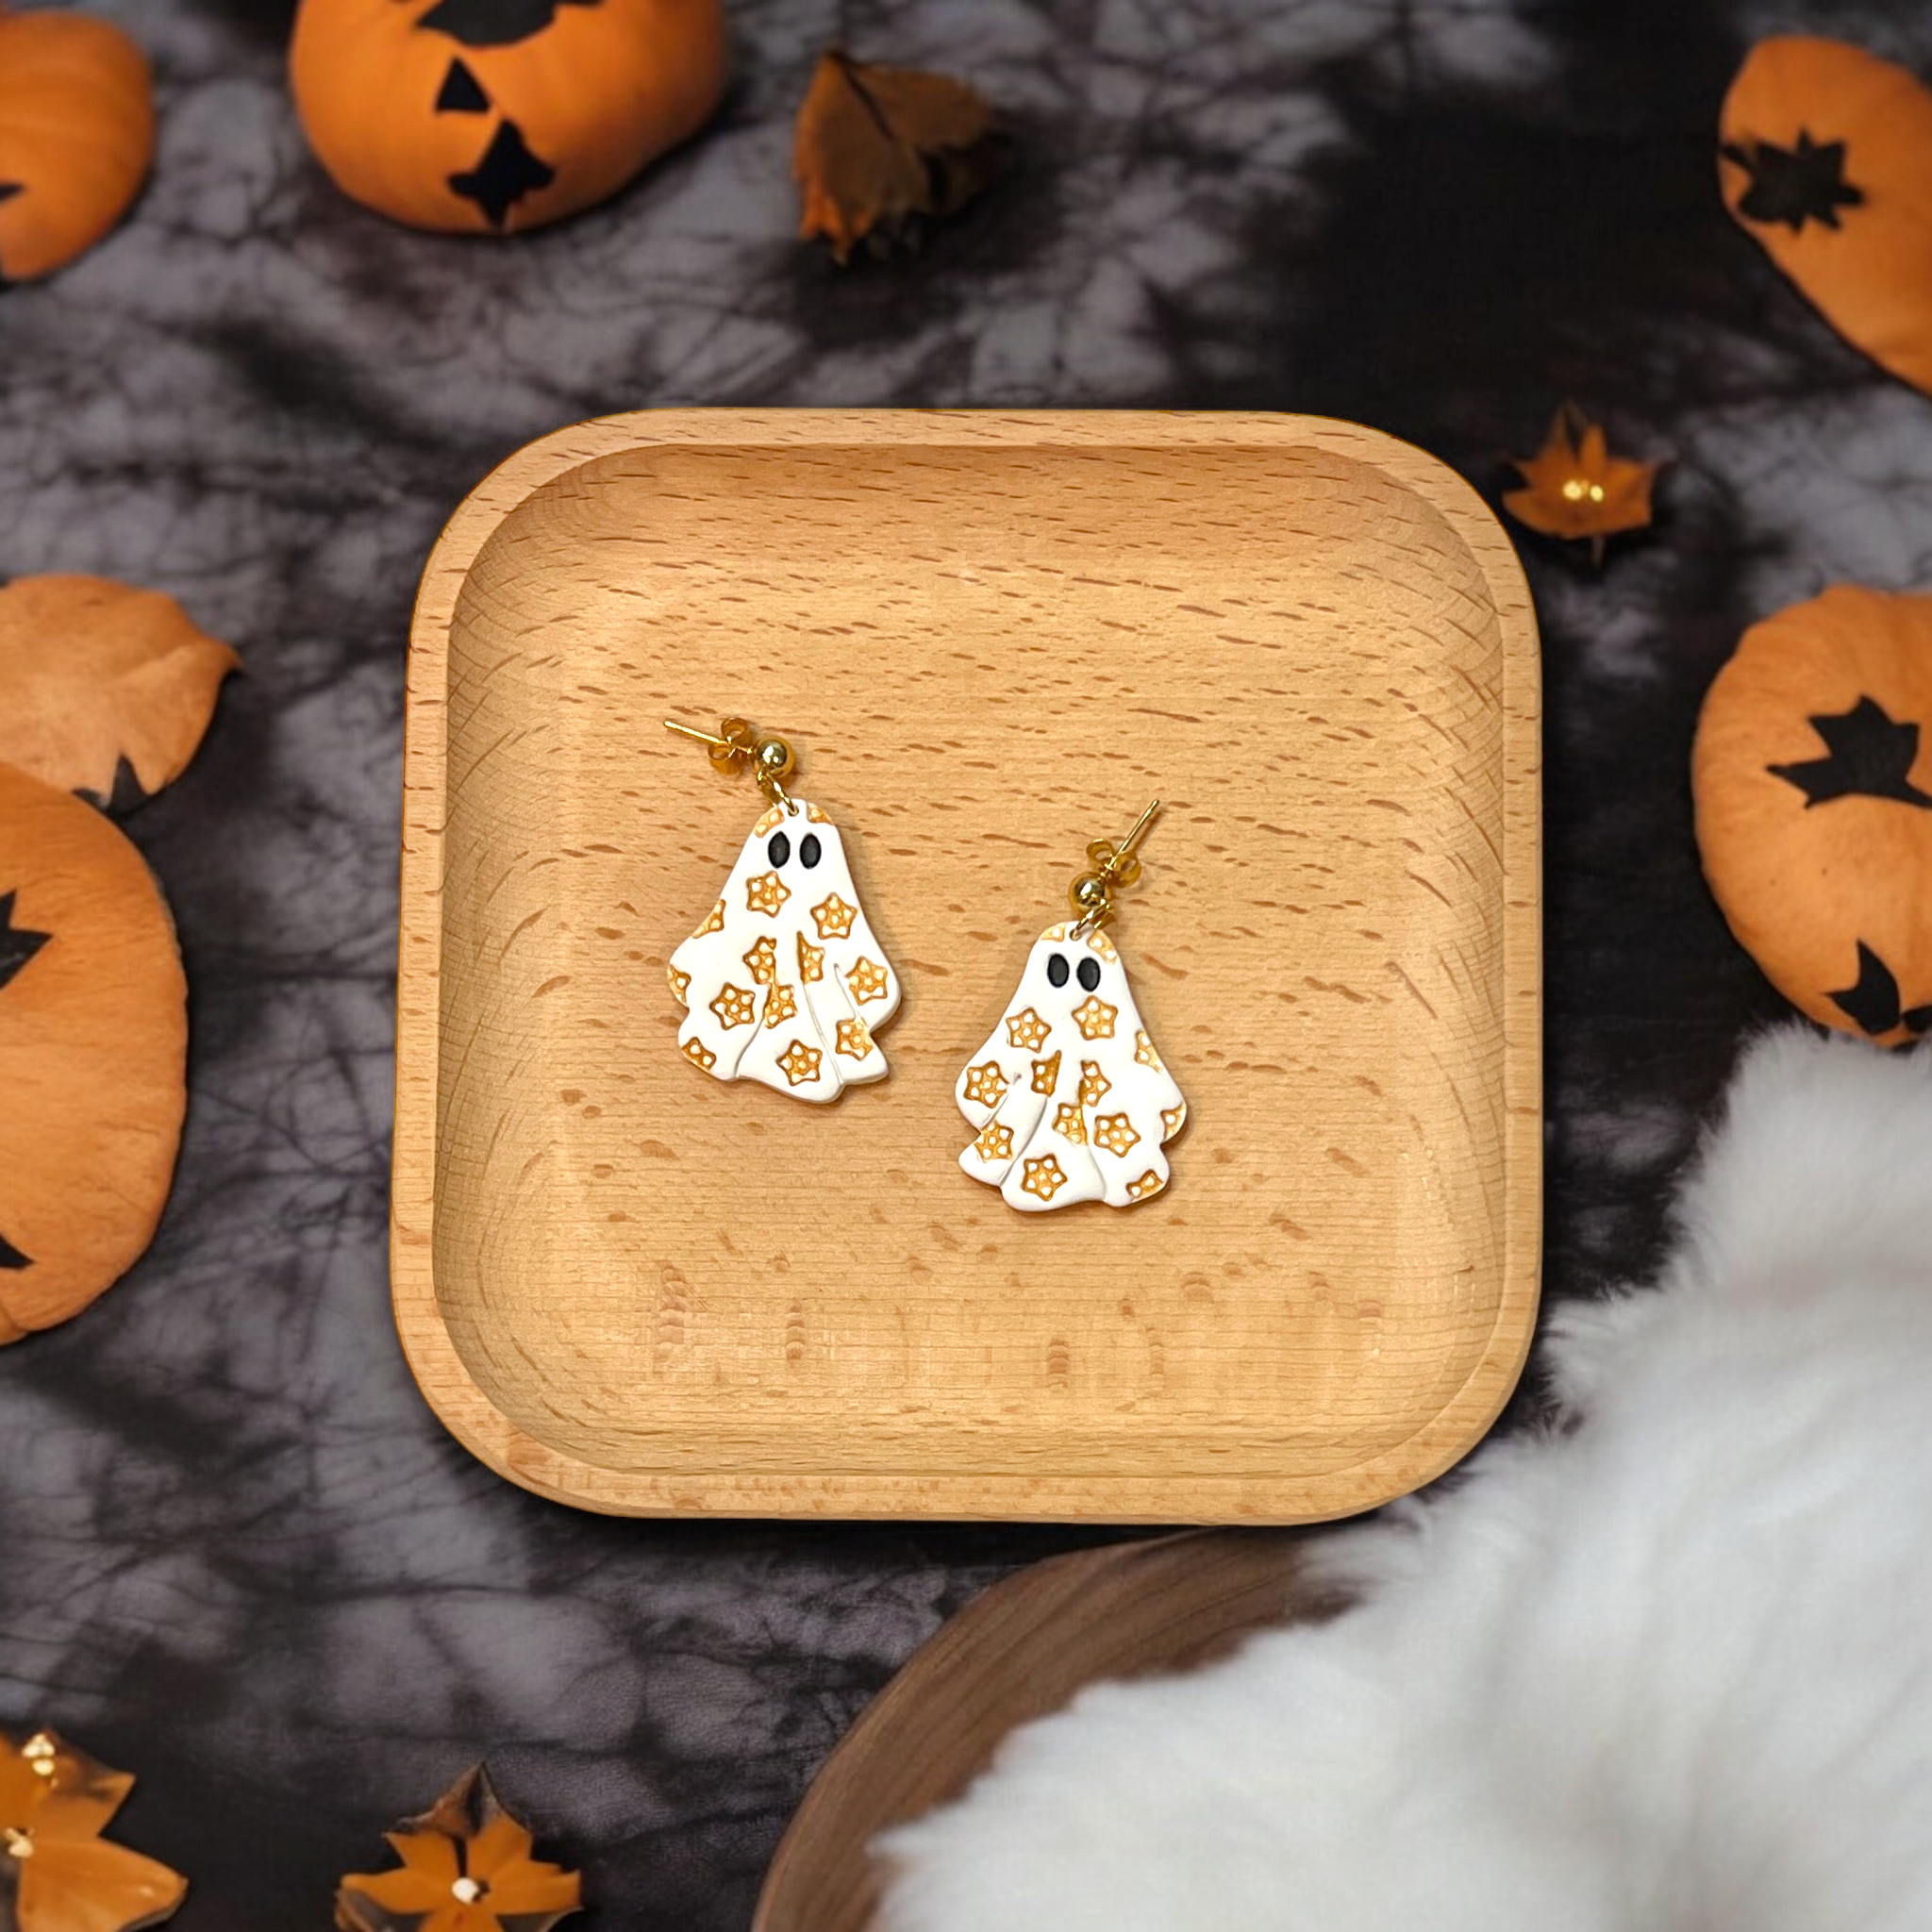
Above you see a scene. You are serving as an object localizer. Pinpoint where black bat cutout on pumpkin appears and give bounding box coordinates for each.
[1723,130,1865,234]
[415,0,598,48]
[1768,695,1932,808]
[1826,941,1932,1039]
[448,119,556,227]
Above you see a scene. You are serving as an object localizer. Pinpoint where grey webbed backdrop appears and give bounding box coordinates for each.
[4,0,1928,1924]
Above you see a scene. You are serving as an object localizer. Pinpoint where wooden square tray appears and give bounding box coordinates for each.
[393,410,1541,1522]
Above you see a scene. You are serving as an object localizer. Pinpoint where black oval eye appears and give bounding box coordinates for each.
[767,831,791,868]
[1077,957,1102,991]
[800,833,822,869]
[1046,953,1070,988]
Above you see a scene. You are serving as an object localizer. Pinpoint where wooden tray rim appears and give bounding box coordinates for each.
[392,408,1542,1521]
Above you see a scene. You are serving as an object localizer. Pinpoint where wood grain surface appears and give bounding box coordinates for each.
[753,1529,1348,1932]
[393,410,1541,1521]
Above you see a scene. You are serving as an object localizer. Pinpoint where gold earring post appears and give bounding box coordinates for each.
[663,719,738,751]
[1069,799,1161,931]
[665,715,798,810]
[1114,799,1160,859]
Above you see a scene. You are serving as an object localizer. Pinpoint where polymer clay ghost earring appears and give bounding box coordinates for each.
[665,717,900,1102]
[957,803,1186,1210]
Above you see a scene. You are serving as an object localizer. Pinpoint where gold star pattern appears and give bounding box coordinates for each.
[667,965,691,1007]
[693,899,725,938]
[963,1060,1008,1108]
[1030,1051,1062,1094]
[1042,923,1070,942]
[1005,1007,1051,1052]
[742,935,778,985]
[1088,930,1118,962]
[709,982,758,1029]
[1079,1060,1111,1108]
[1135,1029,1164,1072]
[810,892,858,939]
[746,871,791,917]
[1161,1101,1188,1140]
[845,956,891,1004]
[754,802,788,837]
[1053,1103,1087,1143]
[797,934,825,982]
[1091,1112,1141,1158]
[777,1040,823,1087]
[683,1037,717,1073]
[1072,994,1118,1041]
[973,1122,1015,1164]
[1021,1156,1068,1202]
[806,803,828,824]
[763,982,799,1027]
[835,1016,874,1060]
[1126,1168,1166,1201]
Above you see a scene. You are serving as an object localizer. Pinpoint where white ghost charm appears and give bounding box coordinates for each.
[956,922,1185,1209]
[668,798,900,1103]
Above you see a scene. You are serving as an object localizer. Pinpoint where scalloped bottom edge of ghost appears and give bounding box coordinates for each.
[956,922,1184,1210]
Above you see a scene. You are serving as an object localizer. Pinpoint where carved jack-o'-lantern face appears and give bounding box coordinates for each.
[289,0,728,234]
[1694,585,1932,1046]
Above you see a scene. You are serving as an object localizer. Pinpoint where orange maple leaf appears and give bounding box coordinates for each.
[1504,405,1660,563]
[0,1728,187,1932]
[335,1765,579,1932]
[792,49,1003,263]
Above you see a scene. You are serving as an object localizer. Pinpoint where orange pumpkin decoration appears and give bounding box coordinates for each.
[0,575,237,803]
[289,0,728,235]
[0,6,155,281]
[0,761,186,1343]
[1694,585,1932,1046]
[1719,37,1932,395]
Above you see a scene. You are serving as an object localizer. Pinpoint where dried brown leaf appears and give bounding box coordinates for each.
[0,575,237,803]
[1503,405,1660,565]
[0,1727,187,1932]
[336,1765,580,1932]
[792,49,1003,262]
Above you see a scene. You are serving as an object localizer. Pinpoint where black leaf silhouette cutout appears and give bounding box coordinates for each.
[0,891,49,992]
[448,119,555,228]
[435,58,491,115]
[1769,695,1932,808]
[1723,130,1864,233]
[417,0,597,47]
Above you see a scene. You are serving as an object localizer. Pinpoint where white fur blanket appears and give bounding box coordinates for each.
[876,1028,1932,1932]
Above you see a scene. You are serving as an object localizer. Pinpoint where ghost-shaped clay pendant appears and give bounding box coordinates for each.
[669,799,900,1103]
[956,922,1185,1209]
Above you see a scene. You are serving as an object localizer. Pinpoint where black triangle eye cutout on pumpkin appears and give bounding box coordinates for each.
[1825,940,1915,1036]
[0,1232,29,1272]
[0,891,50,992]
[1768,695,1932,808]
[435,58,491,114]
[1723,130,1864,233]
[0,183,23,206]
[417,0,597,47]
[448,119,556,229]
